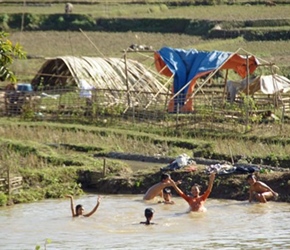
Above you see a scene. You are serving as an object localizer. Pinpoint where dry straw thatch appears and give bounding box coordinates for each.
[31,56,170,109]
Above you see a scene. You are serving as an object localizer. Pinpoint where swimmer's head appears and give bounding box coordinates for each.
[144,208,154,219]
[75,204,84,216]
[191,184,201,197]
[163,188,172,202]
[160,173,170,182]
[163,188,171,195]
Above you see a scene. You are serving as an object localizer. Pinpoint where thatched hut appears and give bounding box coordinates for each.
[31,56,169,109]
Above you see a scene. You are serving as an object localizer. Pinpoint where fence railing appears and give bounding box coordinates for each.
[0,176,23,194]
[0,87,289,133]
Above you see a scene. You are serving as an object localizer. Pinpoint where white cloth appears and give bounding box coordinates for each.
[260,74,290,94]
[226,74,290,102]
[175,153,190,167]
[79,79,93,99]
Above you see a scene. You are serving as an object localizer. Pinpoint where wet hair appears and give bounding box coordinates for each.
[160,173,170,181]
[192,183,201,189]
[163,188,171,195]
[246,174,255,181]
[75,204,83,215]
[144,208,154,218]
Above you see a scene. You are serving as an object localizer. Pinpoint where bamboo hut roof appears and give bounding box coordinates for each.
[31,56,168,94]
[31,56,170,109]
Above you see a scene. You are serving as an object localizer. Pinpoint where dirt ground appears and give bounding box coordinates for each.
[86,158,290,203]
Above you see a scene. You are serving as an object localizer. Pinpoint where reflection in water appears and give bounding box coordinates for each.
[0,194,290,249]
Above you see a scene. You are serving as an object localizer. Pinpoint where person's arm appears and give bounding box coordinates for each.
[201,172,216,201]
[66,195,76,217]
[207,172,215,193]
[84,196,102,217]
[169,179,191,204]
[258,181,279,197]
[248,188,253,203]
[169,179,184,197]
[160,180,181,195]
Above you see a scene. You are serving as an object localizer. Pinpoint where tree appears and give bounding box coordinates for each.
[0,32,26,83]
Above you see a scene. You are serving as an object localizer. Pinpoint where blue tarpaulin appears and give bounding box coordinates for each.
[157,47,232,101]
[155,47,259,112]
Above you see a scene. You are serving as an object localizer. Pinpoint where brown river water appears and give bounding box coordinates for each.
[0,194,289,250]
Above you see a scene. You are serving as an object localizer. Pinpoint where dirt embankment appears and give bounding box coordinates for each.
[82,153,290,203]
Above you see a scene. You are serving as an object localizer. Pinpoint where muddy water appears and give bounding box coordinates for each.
[0,194,289,250]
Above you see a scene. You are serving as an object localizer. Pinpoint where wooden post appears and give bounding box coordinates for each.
[7,166,12,205]
[124,52,131,107]
[175,103,180,132]
[102,158,106,177]
[57,91,63,119]
[222,69,229,106]
[7,167,10,195]
[245,55,250,132]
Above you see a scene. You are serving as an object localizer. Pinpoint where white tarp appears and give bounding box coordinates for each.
[260,74,290,94]
[227,74,290,102]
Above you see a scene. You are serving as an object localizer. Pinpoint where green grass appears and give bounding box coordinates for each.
[1,0,290,206]
[8,31,290,83]
[1,118,290,161]
[1,1,289,82]
[1,4,290,20]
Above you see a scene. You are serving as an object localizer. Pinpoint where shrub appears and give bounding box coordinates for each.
[0,192,7,206]
[0,14,9,31]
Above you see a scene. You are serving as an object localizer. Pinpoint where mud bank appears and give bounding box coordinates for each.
[81,153,290,203]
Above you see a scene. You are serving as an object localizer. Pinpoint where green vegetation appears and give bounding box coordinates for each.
[0,123,135,205]
[5,31,290,83]
[1,3,290,20]
[0,117,290,205]
[0,31,26,82]
[0,0,290,205]
[0,1,288,81]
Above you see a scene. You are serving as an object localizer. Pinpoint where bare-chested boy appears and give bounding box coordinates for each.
[169,172,215,212]
[246,174,278,203]
[143,173,180,200]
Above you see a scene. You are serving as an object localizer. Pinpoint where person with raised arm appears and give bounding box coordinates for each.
[66,195,102,217]
[169,172,216,212]
[143,173,181,201]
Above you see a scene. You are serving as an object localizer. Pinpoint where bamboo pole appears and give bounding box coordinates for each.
[145,74,174,109]
[245,55,250,132]
[7,166,11,203]
[102,158,106,177]
[222,69,229,106]
[124,52,131,107]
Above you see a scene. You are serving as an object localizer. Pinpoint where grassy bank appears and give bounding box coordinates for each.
[1,118,290,161]
[0,118,289,205]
